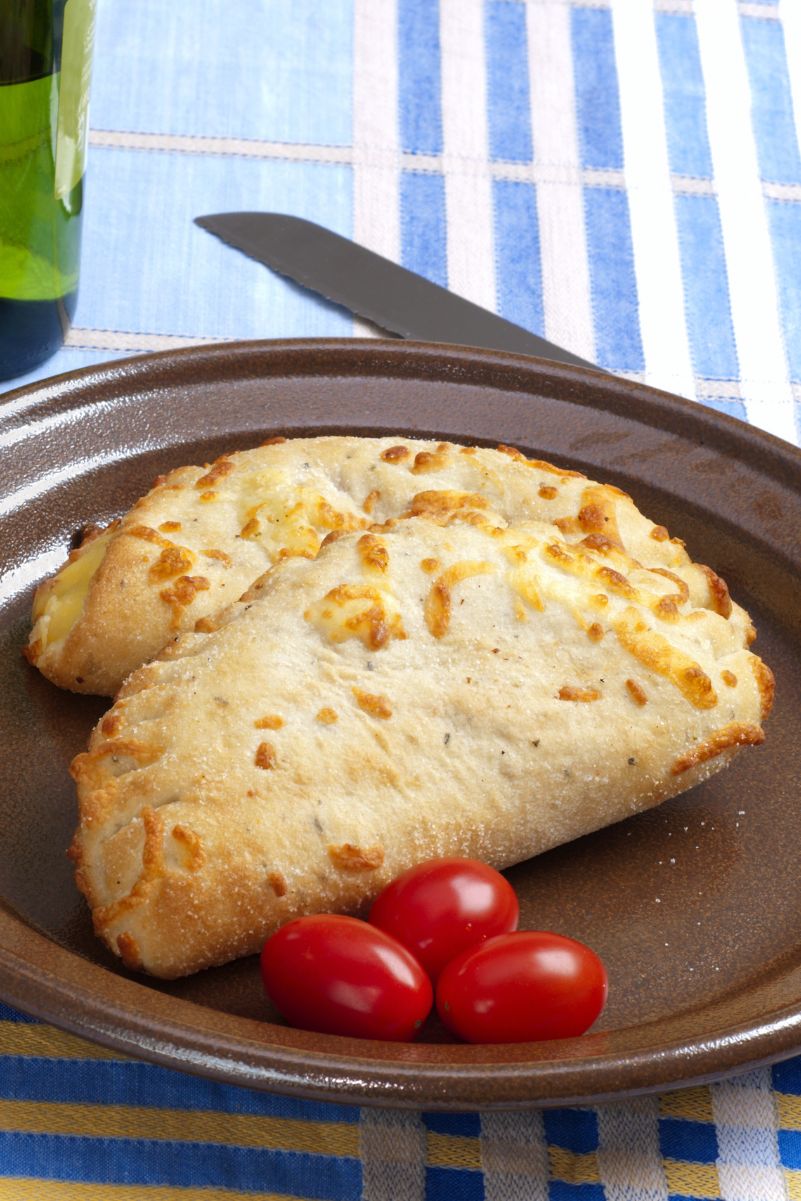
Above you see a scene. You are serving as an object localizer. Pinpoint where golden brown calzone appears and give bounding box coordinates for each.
[70,509,772,978]
[27,435,723,695]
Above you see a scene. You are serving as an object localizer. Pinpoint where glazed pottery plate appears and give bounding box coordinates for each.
[1,339,799,1109]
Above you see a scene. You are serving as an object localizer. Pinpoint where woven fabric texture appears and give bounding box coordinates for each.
[1,1,800,1197]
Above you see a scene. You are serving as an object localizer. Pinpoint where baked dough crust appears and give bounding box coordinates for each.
[70,507,771,978]
[27,436,738,695]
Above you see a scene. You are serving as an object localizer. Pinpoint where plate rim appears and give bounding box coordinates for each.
[2,336,801,1109]
[4,906,801,1110]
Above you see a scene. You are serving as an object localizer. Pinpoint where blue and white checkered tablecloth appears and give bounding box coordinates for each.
[2,1,801,1197]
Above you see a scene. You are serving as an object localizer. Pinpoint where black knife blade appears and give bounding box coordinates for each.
[194,212,598,371]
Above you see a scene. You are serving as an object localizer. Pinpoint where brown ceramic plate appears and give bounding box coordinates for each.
[1,339,800,1110]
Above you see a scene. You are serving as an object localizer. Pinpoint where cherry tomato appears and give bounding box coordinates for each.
[369,857,519,979]
[260,914,432,1041]
[436,931,608,1043]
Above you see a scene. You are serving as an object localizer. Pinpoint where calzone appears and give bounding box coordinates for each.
[70,505,772,978]
[27,435,730,695]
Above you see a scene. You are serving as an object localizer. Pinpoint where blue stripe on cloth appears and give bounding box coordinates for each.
[543,1109,598,1154]
[774,1059,801,1094]
[583,187,644,373]
[741,16,801,185]
[400,170,448,286]
[779,1129,801,1169]
[425,1166,484,1200]
[492,179,543,334]
[76,147,353,339]
[674,193,738,379]
[398,0,443,156]
[655,12,714,179]
[424,1113,481,1137]
[659,1117,718,1164]
[0,1132,361,1196]
[549,1185,605,1201]
[702,397,748,422]
[92,0,352,145]
[0,348,129,394]
[484,1,533,163]
[571,6,624,170]
[767,198,801,384]
[0,1006,37,1023]
[0,1057,359,1122]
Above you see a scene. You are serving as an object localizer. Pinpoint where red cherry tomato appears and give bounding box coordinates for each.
[436,931,608,1043]
[368,857,519,980]
[260,914,432,1041]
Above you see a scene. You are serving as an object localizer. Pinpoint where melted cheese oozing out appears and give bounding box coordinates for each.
[32,527,114,648]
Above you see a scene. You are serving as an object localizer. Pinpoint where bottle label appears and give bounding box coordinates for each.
[55,0,97,202]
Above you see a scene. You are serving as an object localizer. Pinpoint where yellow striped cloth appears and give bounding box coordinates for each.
[4,0,801,1197]
[4,1008,801,1200]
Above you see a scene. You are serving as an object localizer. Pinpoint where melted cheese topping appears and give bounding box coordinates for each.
[613,608,718,709]
[424,561,496,638]
[239,477,367,561]
[305,584,407,650]
[506,562,545,612]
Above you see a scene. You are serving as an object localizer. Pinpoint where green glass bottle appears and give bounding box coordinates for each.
[0,0,96,381]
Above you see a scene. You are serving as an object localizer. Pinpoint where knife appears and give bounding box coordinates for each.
[194,212,598,372]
